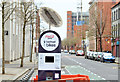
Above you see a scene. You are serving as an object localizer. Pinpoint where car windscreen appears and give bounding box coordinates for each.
[104,53,112,57]
[77,50,83,53]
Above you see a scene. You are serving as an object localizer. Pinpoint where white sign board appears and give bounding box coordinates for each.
[38,53,61,70]
[40,33,59,51]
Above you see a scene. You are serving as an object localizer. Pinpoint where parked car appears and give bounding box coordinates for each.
[69,50,72,54]
[70,50,76,54]
[91,52,98,60]
[76,50,84,56]
[89,51,93,59]
[61,49,64,52]
[100,53,115,63]
[96,52,103,61]
[85,51,90,59]
[64,50,68,53]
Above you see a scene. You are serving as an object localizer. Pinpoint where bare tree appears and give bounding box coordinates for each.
[16,2,37,67]
[62,37,78,51]
[89,7,108,52]
[0,1,16,74]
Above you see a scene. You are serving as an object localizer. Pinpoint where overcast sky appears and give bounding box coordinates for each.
[34,0,91,40]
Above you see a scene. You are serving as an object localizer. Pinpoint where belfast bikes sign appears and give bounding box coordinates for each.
[38,30,61,81]
[39,30,61,53]
[41,32,59,51]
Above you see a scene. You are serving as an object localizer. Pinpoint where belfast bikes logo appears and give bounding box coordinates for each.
[41,33,59,51]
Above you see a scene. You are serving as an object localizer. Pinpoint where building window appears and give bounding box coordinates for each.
[67,14,70,16]
[68,22,71,23]
[115,24,117,38]
[116,24,118,37]
[113,25,115,37]
[112,26,113,37]
[117,24,119,38]
[116,10,118,20]
[68,26,70,28]
[119,8,120,19]
[112,0,116,4]
[114,11,115,21]
[112,12,113,21]
[118,24,120,37]
[67,18,70,20]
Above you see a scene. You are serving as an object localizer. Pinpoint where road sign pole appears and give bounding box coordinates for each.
[49,23,51,30]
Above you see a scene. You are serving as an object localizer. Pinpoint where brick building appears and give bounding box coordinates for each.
[67,11,89,38]
[74,24,88,50]
[67,11,72,38]
[67,11,89,51]
[88,0,117,52]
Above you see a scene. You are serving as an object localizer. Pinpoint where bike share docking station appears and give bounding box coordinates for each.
[38,30,61,81]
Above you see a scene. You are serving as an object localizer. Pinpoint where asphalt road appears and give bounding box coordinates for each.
[62,53,118,80]
[29,52,119,81]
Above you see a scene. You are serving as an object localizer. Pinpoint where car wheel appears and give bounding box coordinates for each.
[103,60,105,63]
[100,59,102,62]
[94,58,96,61]
[112,60,115,63]
[102,59,105,63]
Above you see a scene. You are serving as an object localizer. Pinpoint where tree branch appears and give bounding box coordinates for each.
[4,2,16,8]
[4,5,17,23]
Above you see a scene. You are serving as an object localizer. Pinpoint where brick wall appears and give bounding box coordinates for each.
[89,1,114,52]
[67,11,72,38]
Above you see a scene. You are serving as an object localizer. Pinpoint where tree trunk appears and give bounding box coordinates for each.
[96,28,97,52]
[20,24,25,67]
[2,2,5,74]
[30,24,34,62]
[100,35,102,52]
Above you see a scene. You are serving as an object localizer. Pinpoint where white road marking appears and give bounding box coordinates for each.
[61,71,65,74]
[94,74,96,76]
[98,76,101,78]
[65,67,72,75]
[102,78,106,80]
[91,72,93,74]
[65,56,106,80]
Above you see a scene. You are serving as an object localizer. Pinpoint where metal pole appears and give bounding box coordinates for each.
[100,10,102,35]
[49,23,51,30]
[30,24,31,61]
[80,0,84,52]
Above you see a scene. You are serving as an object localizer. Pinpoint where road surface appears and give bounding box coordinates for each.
[29,52,119,81]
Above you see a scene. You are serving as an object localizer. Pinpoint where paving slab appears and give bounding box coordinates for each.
[0,54,37,81]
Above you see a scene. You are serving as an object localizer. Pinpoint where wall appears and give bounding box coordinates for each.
[67,11,72,38]
[89,1,97,51]
[0,2,2,59]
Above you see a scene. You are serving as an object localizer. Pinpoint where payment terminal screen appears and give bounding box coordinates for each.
[45,56,54,63]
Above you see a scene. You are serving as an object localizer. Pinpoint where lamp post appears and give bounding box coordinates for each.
[80,0,85,54]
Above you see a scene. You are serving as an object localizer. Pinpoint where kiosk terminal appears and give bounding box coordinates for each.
[38,30,61,81]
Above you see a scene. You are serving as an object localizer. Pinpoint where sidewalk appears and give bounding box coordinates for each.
[0,53,38,81]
